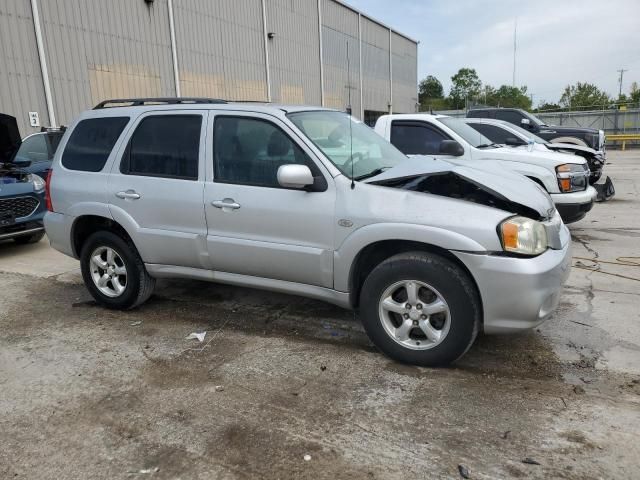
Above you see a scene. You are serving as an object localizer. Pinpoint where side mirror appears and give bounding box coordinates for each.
[12,159,31,168]
[439,140,464,156]
[520,118,532,130]
[505,137,524,146]
[277,164,314,189]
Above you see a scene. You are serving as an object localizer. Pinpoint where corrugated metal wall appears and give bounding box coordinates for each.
[37,0,176,127]
[266,0,322,105]
[320,0,361,115]
[0,0,416,132]
[391,32,417,114]
[0,0,50,133]
[174,0,267,101]
[361,17,391,113]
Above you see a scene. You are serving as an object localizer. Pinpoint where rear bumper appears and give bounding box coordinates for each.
[44,211,76,257]
[453,240,572,334]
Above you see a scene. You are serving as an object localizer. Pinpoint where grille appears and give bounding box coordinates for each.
[0,196,40,219]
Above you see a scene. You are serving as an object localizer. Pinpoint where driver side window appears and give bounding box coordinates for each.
[390,121,449,155]
[213,116,316,188]
[495,110,524,126]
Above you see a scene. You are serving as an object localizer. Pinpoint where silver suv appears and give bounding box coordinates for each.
[45,98,572,366]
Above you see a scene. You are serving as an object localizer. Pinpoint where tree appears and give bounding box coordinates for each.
[536,101,562,112]
[559,82,610,110]
[449,68,481,109]
[485,85,532,109]
[630,82,640,104]
[418,75,444,104]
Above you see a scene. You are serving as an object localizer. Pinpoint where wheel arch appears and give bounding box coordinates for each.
[347,239,483,320]
[71,214,138,258]
[550,136,588,147]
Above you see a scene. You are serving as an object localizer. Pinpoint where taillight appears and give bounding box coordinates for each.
[45,169,54,212]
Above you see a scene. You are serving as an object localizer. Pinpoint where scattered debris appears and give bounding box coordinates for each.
[130,321,142,327]
[304,454,312,461]
[522,458,541,466]
[320,364,327,372]
[458,464,470,478]
[128,467,160,475]
[573,385,586,395]
[561,397,568,408]
[569,320,592,328]
[186,332,207,342]
[215,385,224,392]
[502,430,511,440]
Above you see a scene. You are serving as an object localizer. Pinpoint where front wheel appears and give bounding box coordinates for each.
[359,252,481,367]
[80,231,155,310]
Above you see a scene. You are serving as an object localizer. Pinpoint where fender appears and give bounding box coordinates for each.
[470,158,559,193]
[333,222,487,292]
[550,136,588,147]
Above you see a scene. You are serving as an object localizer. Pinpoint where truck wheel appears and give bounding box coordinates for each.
[359,252,481,367]
[13,231,45,245]
[80,231,155,310]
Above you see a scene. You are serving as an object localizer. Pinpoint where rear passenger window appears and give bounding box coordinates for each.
[120,115,201,180]
[62,117,129,172]
[213,116,315,188]
[391,122,448,155]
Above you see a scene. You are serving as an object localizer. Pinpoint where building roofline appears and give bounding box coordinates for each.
[329,0,419,45]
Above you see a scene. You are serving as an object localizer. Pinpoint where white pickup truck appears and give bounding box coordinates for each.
[374,114,597,223]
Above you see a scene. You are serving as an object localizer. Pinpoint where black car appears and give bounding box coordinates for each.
[467,107,605,152]
[0,113,48,244]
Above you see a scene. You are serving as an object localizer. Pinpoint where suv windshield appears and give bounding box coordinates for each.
[288,110,407,180]
[436,117,495,148]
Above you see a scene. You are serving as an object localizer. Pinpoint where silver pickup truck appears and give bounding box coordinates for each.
[45,99,571,366]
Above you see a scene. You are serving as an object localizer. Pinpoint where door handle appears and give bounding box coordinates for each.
[211,199,241,210]
[116,190,141,200]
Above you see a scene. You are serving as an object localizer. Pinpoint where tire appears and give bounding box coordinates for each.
[359,252,481,367]
[80,230,155,310]
[13,231,45,245]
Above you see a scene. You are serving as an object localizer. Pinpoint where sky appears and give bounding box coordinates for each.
[344,0,640,106]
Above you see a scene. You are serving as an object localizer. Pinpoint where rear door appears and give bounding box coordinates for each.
[203,111,335,288]
[108,110,208,269]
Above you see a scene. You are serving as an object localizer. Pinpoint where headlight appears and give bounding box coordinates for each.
[499,216,548,256]
[556,163,588,192]
[30,174,46,192]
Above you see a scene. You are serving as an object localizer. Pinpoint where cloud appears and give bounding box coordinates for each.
[344,0,640,104]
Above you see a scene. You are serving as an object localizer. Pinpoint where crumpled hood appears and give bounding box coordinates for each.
[365,156,555,219]
[544,142,599,156]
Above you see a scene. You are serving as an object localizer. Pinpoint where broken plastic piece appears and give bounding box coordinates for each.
[186,332,207,342]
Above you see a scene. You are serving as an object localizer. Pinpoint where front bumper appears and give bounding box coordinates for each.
[550,186,596,223]
[453,240,572,334]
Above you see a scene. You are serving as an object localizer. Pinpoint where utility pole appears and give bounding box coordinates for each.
[617,68,628,98]
[529,93,535,109]
[512,17,517,87]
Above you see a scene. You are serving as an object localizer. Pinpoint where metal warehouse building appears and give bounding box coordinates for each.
[0,0,418,133]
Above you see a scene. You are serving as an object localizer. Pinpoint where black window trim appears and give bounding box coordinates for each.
[211,114,328,191]
[390,119,453,155]
[120,113,203,181]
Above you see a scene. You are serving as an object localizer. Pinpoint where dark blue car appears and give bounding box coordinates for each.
[0,113,50,244]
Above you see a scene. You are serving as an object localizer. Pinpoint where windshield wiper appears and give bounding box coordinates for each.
[354,167,391,181]
[475,143,500,149]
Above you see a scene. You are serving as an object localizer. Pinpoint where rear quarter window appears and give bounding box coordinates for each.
[62,117,129,172]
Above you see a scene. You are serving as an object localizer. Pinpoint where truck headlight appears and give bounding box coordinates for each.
[500,216,548,256]
[556,164,588,192]
[29,174,46,192]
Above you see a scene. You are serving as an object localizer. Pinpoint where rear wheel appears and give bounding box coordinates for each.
[80,231,155,309]
[359,252,481,367]
[13,231,45,245]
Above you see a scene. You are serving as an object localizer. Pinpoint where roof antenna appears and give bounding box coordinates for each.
[347,40,355,189]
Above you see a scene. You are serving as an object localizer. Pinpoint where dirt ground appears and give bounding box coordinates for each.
[1,150,639,480]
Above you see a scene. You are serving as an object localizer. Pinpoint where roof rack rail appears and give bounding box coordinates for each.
[93,97,228,109]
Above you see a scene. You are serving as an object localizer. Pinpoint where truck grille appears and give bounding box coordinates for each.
[0,196,40,219]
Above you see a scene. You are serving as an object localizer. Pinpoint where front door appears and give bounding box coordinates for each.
[204,112,336,288]
[108,111,208,269]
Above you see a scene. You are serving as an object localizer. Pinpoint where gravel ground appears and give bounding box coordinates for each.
[1,150,639,479]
